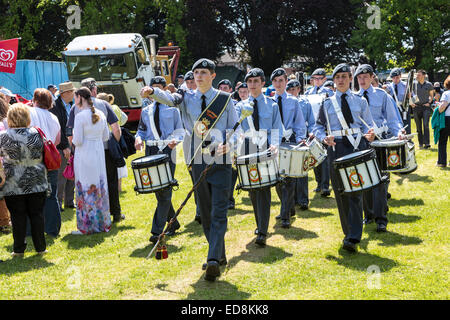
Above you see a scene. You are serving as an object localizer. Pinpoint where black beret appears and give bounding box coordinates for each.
[311,68,327,77]
[332,63,352,78]
[354,64,374,77]
[286,79,300,90]
[150,76,167,86]
[390,68,401,78]
[184,71,194,81]
[176,74,184,79]
[236,82,248,90]
[323,80,334,88]
[218,79,232,88]
[270,68,286,81]
[192,58,216,72]
[244,68,265,82]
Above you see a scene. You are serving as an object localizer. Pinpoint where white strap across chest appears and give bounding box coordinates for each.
[148,104,161,141]
[330,95,362,149]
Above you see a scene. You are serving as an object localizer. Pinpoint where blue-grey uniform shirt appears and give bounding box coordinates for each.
[386,94,404,124]
[358,85,402,137]
[386,81,407,103]
[305,85,334,97]
[273,91,306,142]
[235,93,283,146]
[150,86,239,146]
[313,89,374,142]
[135,101,185,142]
[297,95,316,134]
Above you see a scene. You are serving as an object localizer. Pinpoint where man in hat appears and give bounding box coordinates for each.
[141,58,239,282]
[323,80,335,92]
[305,68,334,97]
[355,64,405,232]
[313,63,375,253]
[235,68,283,245]
[50,82,76,211]
[135,76,184,242]
[386,68,411,134]
[48,84,58,101]
[271,68,306,228]
[67,77,124,223]
[181,71,196,92]
[0,87,14,104]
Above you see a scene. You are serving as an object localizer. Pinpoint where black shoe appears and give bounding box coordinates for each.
[290,209,295,217]
[205,260,220,282]
[300,204,308,211]
[67,204,75,209]
[59,207,64,212]
[424,145,431,149]
[376,224,387,232]
[321,190,331,197]
[363,218,374,225]
[166,220,181,236]
[254,228,258,235]
[255,234,267,247]
[281,220,290,229]
[113,214,125,223]
[202,258,227,270]
[194,215,202,225]
[342,240,357,253]
[386,205,389,212]
[275,214,282,220]
[387,192,391,200]
[228,202,235,210]
[314,187,321,193]
[149,235,159,244]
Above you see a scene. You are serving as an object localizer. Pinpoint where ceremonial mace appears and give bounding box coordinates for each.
[146,103,254,259]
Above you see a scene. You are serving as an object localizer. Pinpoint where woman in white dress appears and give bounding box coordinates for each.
[71,87,111,235]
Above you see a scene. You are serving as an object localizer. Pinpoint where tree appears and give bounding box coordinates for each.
[350,0,450,79]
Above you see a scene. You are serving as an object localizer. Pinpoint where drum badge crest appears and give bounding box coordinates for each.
[140,170,152,186]
[388,151,400,167]
[194,118,210,138]
[348,169,364,187]
[303,156,317,171]
[248,164,261,183]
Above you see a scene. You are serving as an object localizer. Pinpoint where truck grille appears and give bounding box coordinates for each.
[97,84,128,108]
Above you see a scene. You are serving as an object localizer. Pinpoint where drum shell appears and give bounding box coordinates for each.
[307,138,327,168]
[394,141,418,174]
[236,151,280,190]
[278,143,310,177]
[132,155,175,193]
[371,139,407,172]
[333,149,382,194]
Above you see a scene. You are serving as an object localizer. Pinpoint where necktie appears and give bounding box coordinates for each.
[394,84,398,98]
[201,95,207,113]
[363,90,370,106]
[277,96,284,124]
[154,102,162,137]
[341,93,354,125]
[252,99,259,131]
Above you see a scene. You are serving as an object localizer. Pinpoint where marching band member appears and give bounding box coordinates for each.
[386,68,411,134]
[134,76,185,243]
[355,64,405,232]
[286,80,316,210]
[313,63,375,253]
[236,82,249,101]
[235,68,283,246]
[271,68,307,228]
[305,68,334,197]
[141,58,238,282]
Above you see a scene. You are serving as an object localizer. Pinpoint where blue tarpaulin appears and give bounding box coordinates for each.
[0,60,68,100]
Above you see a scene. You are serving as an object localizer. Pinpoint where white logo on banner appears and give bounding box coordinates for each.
[0,49,15,62]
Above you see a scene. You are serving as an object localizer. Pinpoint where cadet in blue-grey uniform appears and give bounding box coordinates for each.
[305,68,334,197]
[217,79,239,210]
[386,68,411,134]
[141,58,238,282]
[313,63,376,253]
[286,80,316,210]
[355,64,405,232]
[135,76,185,242]
[235,68,283,246]
[271,68,307,228]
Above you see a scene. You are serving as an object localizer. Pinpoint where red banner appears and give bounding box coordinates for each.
[0,38,19,74]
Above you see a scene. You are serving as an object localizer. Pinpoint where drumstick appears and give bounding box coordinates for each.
[323,106,335,151]
[358,116,382,140]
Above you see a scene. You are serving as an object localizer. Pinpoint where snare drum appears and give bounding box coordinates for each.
[236,150,280,190]
[132,154,177,194]
[333,149,382,194]
[370,139,407,172]
[278,143,310,177]
[307,137,327,168]
[394,141,418,175]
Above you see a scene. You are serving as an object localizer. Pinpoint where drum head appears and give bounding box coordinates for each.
[132,154,168,168]
[334,149,375,169]
[371,139,406,148]
[237,150,274,165]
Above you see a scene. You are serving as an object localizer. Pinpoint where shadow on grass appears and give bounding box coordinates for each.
[61,225,135,250]
[184,277,252,299]
[388,198,424,207]
[273,223,319,241]
[360,229,423,248]
[387,212,421,224]
[326,249,398,272]
[296,208,333,219]
[240,196,280,206]
[129,242,182,259]
[0,255,54,275]
[176,220,204,238]
[394,173,433,185]
[61,208,75,223]
[311,193,336,209]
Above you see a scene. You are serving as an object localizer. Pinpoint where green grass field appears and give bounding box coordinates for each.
[0,132,449,300]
